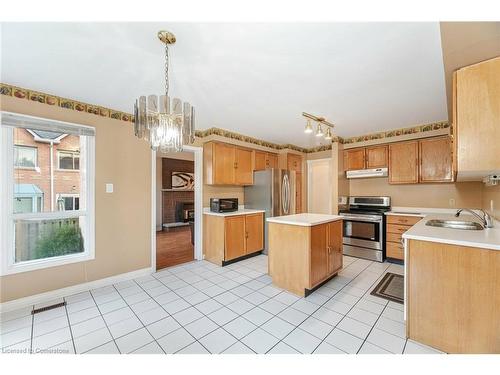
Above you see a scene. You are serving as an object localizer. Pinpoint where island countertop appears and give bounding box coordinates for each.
[402,214,500,251]
[266,213,343,227]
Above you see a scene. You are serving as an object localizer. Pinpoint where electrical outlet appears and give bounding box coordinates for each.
[449,198,456,207]
[105,183,114,193]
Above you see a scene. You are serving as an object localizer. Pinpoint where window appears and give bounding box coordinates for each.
[14,145,37,168]
[56,194,80,211]
[1,112,95,275]
[58,150,80,170]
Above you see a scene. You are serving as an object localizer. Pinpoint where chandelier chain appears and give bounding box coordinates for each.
[164,43,170,97]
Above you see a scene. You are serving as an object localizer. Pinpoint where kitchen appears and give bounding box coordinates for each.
[0,19,499,361]
[200,55,500,353]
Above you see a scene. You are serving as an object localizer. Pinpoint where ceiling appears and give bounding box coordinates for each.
[1,22,448,147]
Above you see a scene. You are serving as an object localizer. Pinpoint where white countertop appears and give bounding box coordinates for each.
[402,214,500,251]
[385,206,460,217]
[266,213,343,227]
[203,207,265,217]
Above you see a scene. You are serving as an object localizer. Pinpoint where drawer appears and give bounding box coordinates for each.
[387,215,422,226]
[387,223,411,234]
[387,241,404,260]
[386,231,403,244]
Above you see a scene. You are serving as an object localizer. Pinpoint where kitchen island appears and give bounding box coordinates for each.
[267,213,343,297]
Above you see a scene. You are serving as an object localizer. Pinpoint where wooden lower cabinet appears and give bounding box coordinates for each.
[386,215,423,261]
[407,239,500,353]
[269,219,343,296]
[203,212,264,265]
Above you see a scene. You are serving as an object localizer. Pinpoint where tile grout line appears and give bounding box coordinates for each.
[62,298,77,354]
[87,290,122,354]
[264,257,374,353]
[112,283,167,354]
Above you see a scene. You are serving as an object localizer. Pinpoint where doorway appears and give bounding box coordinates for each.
[151,146,203,271]
[307,158,333,214]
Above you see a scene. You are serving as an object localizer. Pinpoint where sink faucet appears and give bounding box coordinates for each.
[455,208,494,228]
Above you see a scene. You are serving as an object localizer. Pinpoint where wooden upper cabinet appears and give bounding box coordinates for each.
[213,142,235,185]
[224,215,246,261]
[254,151,267,171]
[327,221,343,275]
[344,148,365,171]
[204,142,254,185]
[455,57,500,179]
[310,224,328,287]
[254,151,279,171]
[267,153,278,169]
[366,145,388,168]
[389,141,419,184]
[287,154,303,172]
[419,136,453,182]
[245,213,263,254]
[235,147,254,185]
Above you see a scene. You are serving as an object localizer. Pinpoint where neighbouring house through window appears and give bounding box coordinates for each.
[58,150,80,170]
[1,112,95,275]
[14,145,37,168]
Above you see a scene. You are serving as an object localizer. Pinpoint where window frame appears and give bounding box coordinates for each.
[57,149,80,171]
[56,193,80,211]
[1,113,95,275]
[14,144,38,169]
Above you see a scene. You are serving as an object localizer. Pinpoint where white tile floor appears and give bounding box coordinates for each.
[0,255,444,354]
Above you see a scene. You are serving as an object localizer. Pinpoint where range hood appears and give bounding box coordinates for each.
[346,167,388,179]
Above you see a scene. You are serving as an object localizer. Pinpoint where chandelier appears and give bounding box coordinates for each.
[134,31,195,152]
[303,112,335,141]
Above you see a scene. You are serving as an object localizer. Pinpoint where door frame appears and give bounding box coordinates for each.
[307,158,333,214]
[150,145,204,273]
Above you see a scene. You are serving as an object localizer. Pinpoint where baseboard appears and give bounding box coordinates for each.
[0,267,152,313]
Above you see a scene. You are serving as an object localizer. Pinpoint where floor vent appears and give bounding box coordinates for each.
[32,301,67,315]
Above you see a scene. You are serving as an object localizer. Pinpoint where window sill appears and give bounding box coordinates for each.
[55,169,80,173]
[1,251,94,276]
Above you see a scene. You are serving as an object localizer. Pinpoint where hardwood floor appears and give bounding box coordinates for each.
[156,226,194,270]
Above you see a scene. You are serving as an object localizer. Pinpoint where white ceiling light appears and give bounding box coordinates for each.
[133,31,195,152]
[304,119,313,134]
[303,112,335,142]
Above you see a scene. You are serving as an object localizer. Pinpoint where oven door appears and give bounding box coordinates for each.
[341,214,383,250]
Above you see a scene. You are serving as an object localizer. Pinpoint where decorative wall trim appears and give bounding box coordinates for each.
[1,82,449,153]
[1,83,134,123]
[0,267,151,313]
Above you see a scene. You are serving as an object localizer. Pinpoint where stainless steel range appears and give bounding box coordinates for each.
[339,196,391,262]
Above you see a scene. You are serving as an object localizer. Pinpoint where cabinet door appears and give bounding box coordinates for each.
[456,57,500,175]
[366,145,388,168]
[327,221,343,275]
[344,148,365,170]
[234,148,254,185]
[254,151,267,171]
[310,224,328,287]
[295,172,302,214]
[214,143,235,184]
[267,153,278,169]
[287,154,302,172]
[419,137,453,182]
[245,213,263,254]
[388,141,419,184]
[224,216,246,261]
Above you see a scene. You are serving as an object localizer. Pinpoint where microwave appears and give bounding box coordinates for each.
[210,198,238,213]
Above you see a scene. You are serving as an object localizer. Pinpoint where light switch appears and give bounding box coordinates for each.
[106,183,114,193]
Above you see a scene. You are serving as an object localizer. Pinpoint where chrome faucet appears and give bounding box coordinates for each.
[455,208,494,228]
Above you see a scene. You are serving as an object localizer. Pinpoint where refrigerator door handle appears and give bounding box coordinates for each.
[282,173,290,214]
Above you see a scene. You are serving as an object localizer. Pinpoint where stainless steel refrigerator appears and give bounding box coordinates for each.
[244,169,296,254]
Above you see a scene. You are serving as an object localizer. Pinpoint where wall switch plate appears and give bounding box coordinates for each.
[105,183,114,193]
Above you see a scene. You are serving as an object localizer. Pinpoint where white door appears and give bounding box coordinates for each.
[307,158,332,214]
